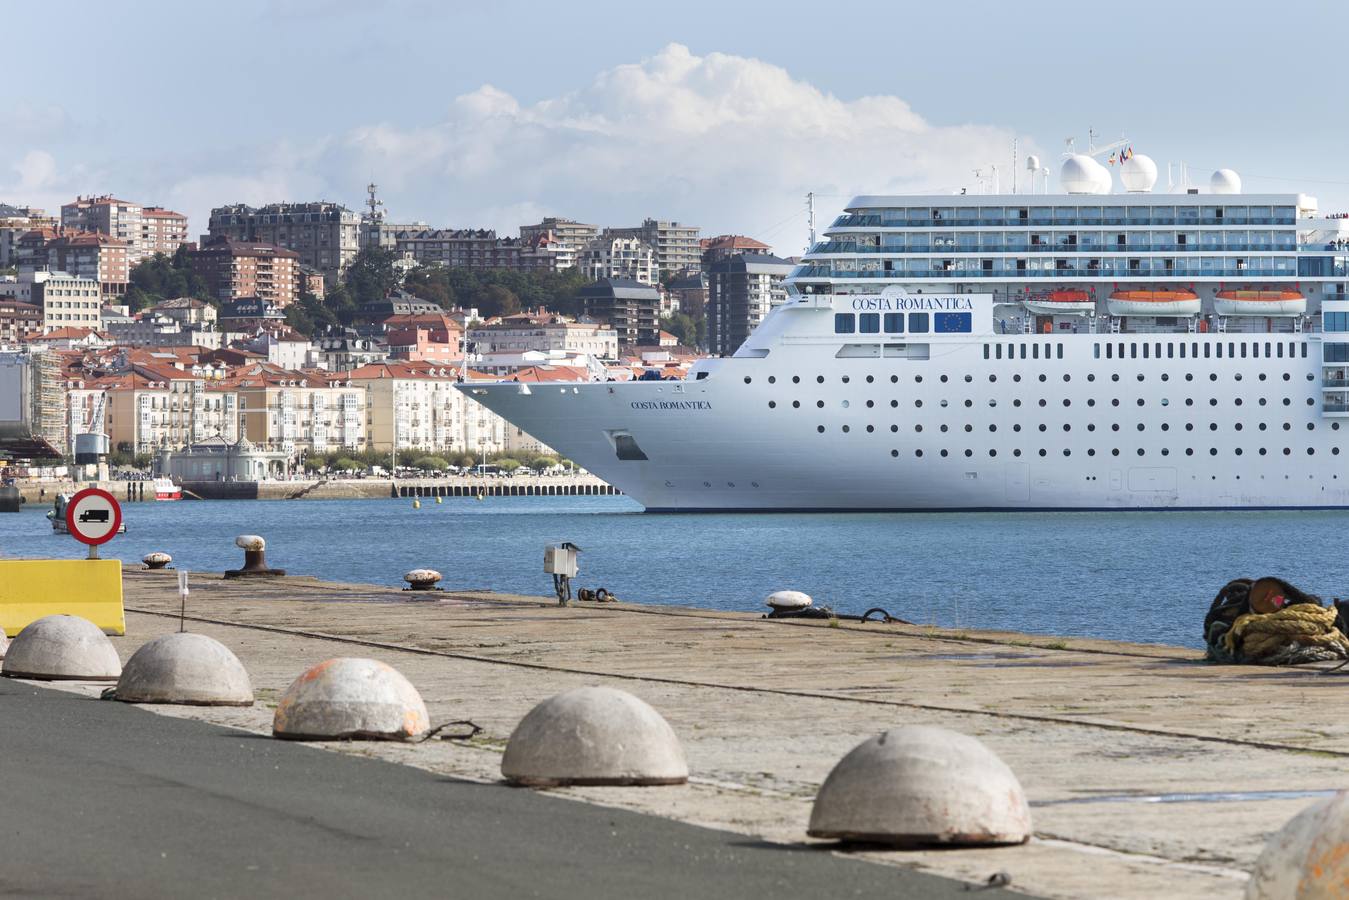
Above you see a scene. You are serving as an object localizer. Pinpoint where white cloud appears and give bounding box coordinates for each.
[326,43,1030,253]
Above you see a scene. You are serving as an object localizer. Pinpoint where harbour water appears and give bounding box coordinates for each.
[3,495,1345,649]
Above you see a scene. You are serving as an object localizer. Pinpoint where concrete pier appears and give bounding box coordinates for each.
[47,569,1349,898]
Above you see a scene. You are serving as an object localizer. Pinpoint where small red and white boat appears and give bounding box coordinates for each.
[153,477,182,501]
[1107,289,1202,317]
[1214,290,1307,317]
[1022,289,1096,316]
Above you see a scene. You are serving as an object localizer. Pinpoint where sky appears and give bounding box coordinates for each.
[5,0,1349,255]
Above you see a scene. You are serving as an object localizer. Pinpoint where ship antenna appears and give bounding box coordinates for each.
[1012,138,1018,195]
[806,191,816,250]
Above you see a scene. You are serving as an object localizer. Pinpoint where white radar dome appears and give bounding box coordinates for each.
[1120,154,1158,192]
[1059,155,1097,194]
[1211,169,1242,194]
[1090,158,1113,194]
[1025,154,1041,172]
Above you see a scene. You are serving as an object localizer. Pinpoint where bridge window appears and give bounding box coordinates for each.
[883,313,905,333]
[908,312,930,333]
[859,313,880,334]
[834,313,855,334]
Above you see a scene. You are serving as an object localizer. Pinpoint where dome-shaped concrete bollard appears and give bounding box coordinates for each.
[501,686,688,787]
[403,569,442,592]
[273,657,429,741]
[224,534,285,578]
[112,633,254,706]
[1246,791,1349,899]
[2,615,121,682]
[808,725,1032,847]
[766,590,813,611]
[142,551,173,570]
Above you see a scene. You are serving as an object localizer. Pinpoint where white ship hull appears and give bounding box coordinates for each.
[463,329,1349,511]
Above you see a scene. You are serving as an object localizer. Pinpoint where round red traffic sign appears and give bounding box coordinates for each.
[65,488,123,546]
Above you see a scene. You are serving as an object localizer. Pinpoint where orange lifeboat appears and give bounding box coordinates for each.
[1213,290,1306,317]
[1022,289,1095,316]
[1107,289,1201,317]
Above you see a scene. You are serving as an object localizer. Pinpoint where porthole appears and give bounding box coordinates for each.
[1308,398,1316,406]
[1336,447,1342,455]
[940,424,949,432]
[841,375,850,384]
[1185,423,1194,431]
[913,449,921,458]
[1209,423,1218,431]
[1063,424,1072,432]
[1259,447,1267,455]
[1210,373,1217,382]
[891,449,899,457]
[1137,374,1145,382]
[1013,424,1022,432]
[940,399,948,408]
[989,424,998,432]
[866,400,875,408]
[792,400,801,408]
[892,424,900,432]
[1112,424,1121,432]
[1063,449,1071,457]
[1258,398,1267,406]
[940,449,949,457]
[1087,399,1096,407]
[768,401,776,409]
[817,425,825,433]
[1088,374,1096,382]
[1088,423,1096,432]
[1283,423,1291,431]
[816,376,825,384]
[964,399,973,408]
[1209,398,1217,406]
[1284,448,1291,455]
[1235,374,1243,382]
[866,425,874,433]
[989,400,998,408]
[989,449,998,457]
[964,449,973,457]
[1111,374,1120,382]
[1161,373,1169,382]
[1161,423,1170,431]
[792,376,801,383]
[989,374,997,383]
[842,400,850,409]
[1162,398,1170,406]
[915,376,923,383]
[1235,448,1243,455]
[1088,448,1096,456]
[1039,424,1048,432]
[1235,398,1243,406]
[964,375,973,383]
[1185,448,1194,456]
[1063,399,1071,407]
[1235,423,1242,431]
[1283,398,1291,406]
[1111,448,1120,456]
[1186,399,1195,407]
[1307,373,1315,382]
[1161,448,1170,456]
[964,424,973,433]
[1258,373,1267,381]
[1111,399,1120,407]
[1138,399,1146,407]
[1038,374,1047,383]
[865,375,874,383]
[890,375,899,384]
[940,375,949,383]
[1259,423,1267,431]
[1039,449,1047,457]
[1013,449,1022,457]
[1283,373,1291,381]
[1063,374,1071,383]
[1013,374,1022,383]
[1210,448,1218,456]
[1138,423,1146,431]
[1334,422,1341,430]
[768,376,776,384]
[1013,399,1022,407]
[1038,399,1047,407]
[1138,448,1146,456]
[1309,447,1316,455]
[913,424,921,432]
[1185,373,1194,382]
[817,400,825,408]
[744,376,752,384]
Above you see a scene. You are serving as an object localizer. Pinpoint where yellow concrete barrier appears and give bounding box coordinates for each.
[0,560,125,636]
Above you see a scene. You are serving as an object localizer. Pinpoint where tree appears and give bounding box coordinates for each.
[530,456,558,473]
[126,250,211,312]
[343,247,401,306]
[412,455,449,472]
[495,458,522,473]
[660,313,699,348]
[480,284,520,319]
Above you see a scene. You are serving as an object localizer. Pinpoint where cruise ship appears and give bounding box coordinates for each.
[461,149,1349,511]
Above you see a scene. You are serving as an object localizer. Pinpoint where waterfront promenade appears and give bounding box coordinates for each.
[32,567,1348,898]
[11,473,616,505]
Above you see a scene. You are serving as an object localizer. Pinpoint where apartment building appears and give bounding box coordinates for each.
[188,237,300,306]
[391,229,559,271]
[701,234,772,267]
[207,202,361,283]
[518,218,598,269]
[346,362,507,456]
[105,367,239,453]
[606,219,702,275]
[705,253,794,356]
[577,236,656,285]
[45,232,131,297]
[0,299,41,343]
[227,363,366,454]
[32,272,102,330]
[61,196,187,262]
[577,278,660,347]
[0,204,57,267]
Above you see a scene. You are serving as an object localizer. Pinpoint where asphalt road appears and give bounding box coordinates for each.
[0,682,1022,899]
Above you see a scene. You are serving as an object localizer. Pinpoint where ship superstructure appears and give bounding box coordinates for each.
[461,152,1349,510]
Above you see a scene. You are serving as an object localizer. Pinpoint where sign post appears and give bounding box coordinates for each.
[64,488,123,559]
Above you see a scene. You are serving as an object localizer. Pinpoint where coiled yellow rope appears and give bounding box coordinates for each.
[1223,604,1349,661]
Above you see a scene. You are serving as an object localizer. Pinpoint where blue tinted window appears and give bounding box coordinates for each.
[908,312,930,333]
[859,313,880,334]
[1327,343,1349,362]
[834,313,856,334]
[934,312,973,334]
[1327,311,1349,332]
[883,313,905,333]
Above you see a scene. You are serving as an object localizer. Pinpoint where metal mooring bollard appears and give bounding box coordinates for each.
[142,551,173,570]
[403,569,443,592]
[223,534,286,578]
